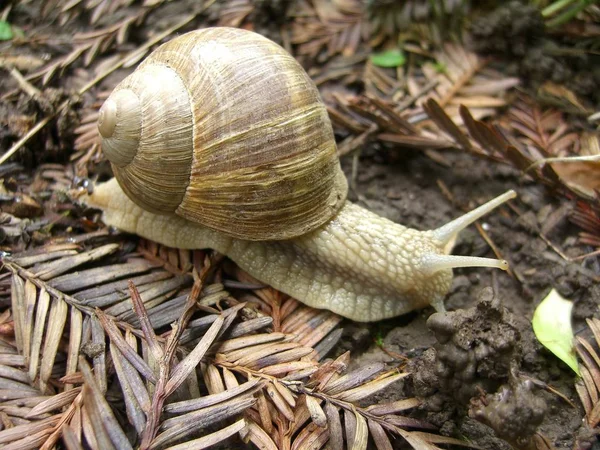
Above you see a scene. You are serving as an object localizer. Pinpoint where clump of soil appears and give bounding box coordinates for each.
[408,287,548,447]
[411,288,521,404]
[470,1,545,57]
[471,377,546,449]
[470,0,600,106]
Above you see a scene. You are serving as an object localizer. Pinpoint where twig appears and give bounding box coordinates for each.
[138,255,218,449]
[290,378,418,436]
[7,66,42,99]
[572,248,600,261]
[4,261,95,315]
[396,78,439,112]
[525,154,600,173]
[0,115,54,165]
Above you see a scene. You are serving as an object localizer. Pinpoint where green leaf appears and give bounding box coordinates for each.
[370,49,406,68]
[0,21,13,41]
[532,289,580,375]
[433,61,447,74]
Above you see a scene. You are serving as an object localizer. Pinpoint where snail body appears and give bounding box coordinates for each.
[86,27,514,322]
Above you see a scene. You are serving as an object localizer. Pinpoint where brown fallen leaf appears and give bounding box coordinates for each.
[550,158,600,199]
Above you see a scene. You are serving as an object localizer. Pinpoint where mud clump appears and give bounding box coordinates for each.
[413,288,520,405]
[408,288,547,447]
[471,378,546,450]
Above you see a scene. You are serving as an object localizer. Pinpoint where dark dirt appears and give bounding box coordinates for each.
[1,1,598,449]
[470,1,600,107]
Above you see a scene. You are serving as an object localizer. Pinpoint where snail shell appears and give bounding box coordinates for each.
[97,27,347,241]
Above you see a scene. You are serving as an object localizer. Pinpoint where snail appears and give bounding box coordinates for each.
[84,27,515,322]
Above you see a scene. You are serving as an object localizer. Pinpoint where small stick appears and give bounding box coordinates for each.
[7,66,42,99]
[0,115,54,164]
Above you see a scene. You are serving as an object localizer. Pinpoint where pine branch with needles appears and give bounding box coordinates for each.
[0,229,481,449]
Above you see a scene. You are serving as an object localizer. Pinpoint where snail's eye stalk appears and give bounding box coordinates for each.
[421,190,515,276]
[431,190,516,246]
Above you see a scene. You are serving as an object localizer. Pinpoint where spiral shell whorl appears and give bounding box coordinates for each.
[98,90,141,166]
[99,64,194,214]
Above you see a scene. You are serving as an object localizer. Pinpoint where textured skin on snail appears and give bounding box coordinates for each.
[90,27,515,322]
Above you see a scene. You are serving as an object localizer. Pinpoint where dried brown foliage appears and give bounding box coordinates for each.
[402,82,600,257]
[325,44,519,169]
[30,14,148,86]
[0,225,471,449]
[366,0,470,44]
[41,0,137,25]
[291,0,364,60]
[571,202,600,249]
[216,0,254,28]
[72,92,109,177]
[424,95,600,248]
[1,0,211,166]
[575,317,600,429]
